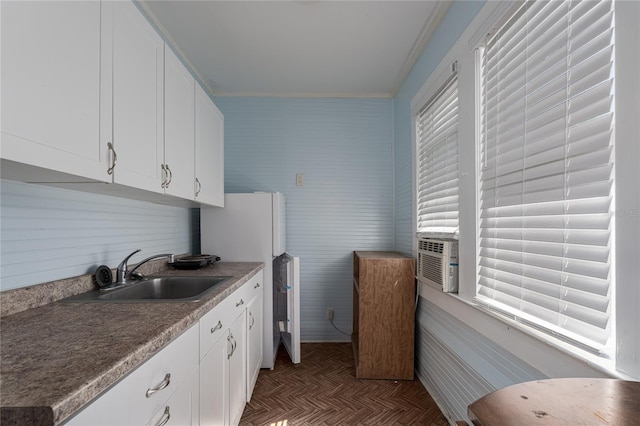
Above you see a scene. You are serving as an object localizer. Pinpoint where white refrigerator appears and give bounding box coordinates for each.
[201,192,300,369]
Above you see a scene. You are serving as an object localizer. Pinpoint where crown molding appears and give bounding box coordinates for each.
[213,92,393,99]
[390,0,453,97]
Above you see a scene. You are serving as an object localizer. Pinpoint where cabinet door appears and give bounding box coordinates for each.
[146,365,199,426]
[67,325,197,426]
[228,313,247,426]
[194,84,224,206]
[200,332,229,426]
[111,0,164,193]
[246,291,263,402]
[128,325,199,425]
[64,379,132,426]
[1,1,108,182]
[164,47,195,200]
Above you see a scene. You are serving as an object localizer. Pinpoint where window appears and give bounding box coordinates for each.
[416,68,459,238]
[476,1,615,355]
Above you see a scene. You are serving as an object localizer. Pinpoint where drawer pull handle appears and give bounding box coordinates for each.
[254,282,261,289]
[211,321,222,333]
[146,373,171,398]
[249,311,255,330]
[157,406,170,426]
[236,299,244,307]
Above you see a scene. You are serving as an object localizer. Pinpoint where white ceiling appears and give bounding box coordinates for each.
[139,1,451,98]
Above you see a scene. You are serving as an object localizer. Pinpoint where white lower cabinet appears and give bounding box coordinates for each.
[146,365,200,426]
[199,311,247,426]
[227,312,247,426]
[246,281,263,402]
[64,377,130,426]
[200,271,263,426]
[66,324,199,426]
[199,325,229,426]
[65,271,263,426]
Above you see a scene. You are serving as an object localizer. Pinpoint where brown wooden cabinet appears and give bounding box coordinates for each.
[352,251,416,380]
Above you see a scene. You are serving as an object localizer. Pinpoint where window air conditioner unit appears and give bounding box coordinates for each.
[417,238,459,293]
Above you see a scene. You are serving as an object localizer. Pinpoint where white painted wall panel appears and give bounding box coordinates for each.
[0,180,190,290]
[416,298,546,423]
[215,97,394,341]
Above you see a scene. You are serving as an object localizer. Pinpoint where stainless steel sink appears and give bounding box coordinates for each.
[62,276,232,303]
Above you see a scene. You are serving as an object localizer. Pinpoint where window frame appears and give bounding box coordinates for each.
[475,0,616,357]
[411,0,640,380]
[415,64,460,239]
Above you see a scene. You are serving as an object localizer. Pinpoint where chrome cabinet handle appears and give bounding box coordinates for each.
[107,142,117,175]
[146,373,171,398]
[161,164,167,188]
[236,299,244,307]
[195,177,201,196]
[227,334,237,359]
[211,320,222,334]
[165,164,172,187]
[156,406,170,426]
[249,311,255,330]
[254,282,261,289]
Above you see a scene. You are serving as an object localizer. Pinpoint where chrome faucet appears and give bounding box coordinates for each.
[116,249,175,285]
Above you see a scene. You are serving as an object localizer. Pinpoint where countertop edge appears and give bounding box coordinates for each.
[1,406,53,426]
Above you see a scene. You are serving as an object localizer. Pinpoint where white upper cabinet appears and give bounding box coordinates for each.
[108,1,165,193]
[195,84,225,207]
[1,1,109,182]
[1,0,224,207]
[164,47,196,200]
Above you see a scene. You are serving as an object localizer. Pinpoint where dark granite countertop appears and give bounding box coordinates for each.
[0,262,263,425]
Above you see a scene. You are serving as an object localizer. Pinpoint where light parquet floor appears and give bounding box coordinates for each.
[240,343,449,426]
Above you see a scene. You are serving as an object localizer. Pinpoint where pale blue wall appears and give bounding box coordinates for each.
[0,180,190,291]
[214,97,394,341]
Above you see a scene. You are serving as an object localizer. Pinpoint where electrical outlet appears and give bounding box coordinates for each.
[326,308,334,320]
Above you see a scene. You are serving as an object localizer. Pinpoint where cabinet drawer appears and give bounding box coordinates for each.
[232,271,261,311]
[146,364,199,426]
[199,293,233,360]
[226,274,259,321]
[228,285,249,318]
[199,271,261,360]
[67,324,198,425]
[245,271,263,302]
[128,324,199,425]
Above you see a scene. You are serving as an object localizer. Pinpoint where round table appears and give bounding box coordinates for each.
[468,378,640,425]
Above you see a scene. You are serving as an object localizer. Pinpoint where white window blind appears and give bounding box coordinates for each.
[416,72,459,237]
[477,0,615,354]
